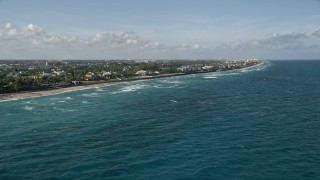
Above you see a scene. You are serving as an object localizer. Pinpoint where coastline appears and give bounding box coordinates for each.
[0,81,123,102]
[0,62,261,102]
[0,73,187,102]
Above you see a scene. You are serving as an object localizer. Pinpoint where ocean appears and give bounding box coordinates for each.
[1,60,320,179]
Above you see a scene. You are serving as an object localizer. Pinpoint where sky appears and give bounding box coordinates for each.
[0,0,320,60]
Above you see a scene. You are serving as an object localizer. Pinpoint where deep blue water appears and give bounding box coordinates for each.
[1,61,320,179]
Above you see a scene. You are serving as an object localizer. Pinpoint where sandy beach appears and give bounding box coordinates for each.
[0,62,261,102]
[0,81,130,102]
[0,73,187,102]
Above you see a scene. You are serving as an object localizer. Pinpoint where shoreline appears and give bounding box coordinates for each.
[0,73,187,102]
[0,63,261,102]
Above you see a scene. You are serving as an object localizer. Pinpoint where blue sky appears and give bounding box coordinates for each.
[0,0,320,59]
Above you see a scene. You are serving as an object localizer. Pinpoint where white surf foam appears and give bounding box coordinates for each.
[203,73,226,79]
[158,80,184,84]
[65,97,72,100]
[203,61,270,79]
[81,92,100,97]
[52,106,76,112]
[0,98,18,103]
[95,88,104,92]
[120,84,149,92]
[154,84,179,89]
[23,106,34,111]
[203,76,218,79]
[238,61,270,73]
[228,73,240,75]
[23,100,34,104]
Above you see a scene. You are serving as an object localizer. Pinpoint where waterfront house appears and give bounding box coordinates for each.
[41,72,51,77]
[71,81,80,85]
[101,71,112,79]
[135,70,147,76]
[146,71,160,76]
[84,72,94,81]
[52,69,66,76]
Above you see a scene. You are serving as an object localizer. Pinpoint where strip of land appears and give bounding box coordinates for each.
[0,59,262,102]
[0,81,121,102]
[0,73,187,101]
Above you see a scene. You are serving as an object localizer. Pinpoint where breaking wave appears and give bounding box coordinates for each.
[203,61,270,79]
[23,106,34,111]
[80,92,100,97]
[120,84,149,92]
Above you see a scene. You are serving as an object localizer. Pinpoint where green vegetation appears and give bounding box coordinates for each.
[0,59,260,93]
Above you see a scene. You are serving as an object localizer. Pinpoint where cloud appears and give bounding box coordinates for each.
[222,32,308,51]
[7,28,17,36]
[0,22,319,59]
[212,31,320,59]
[0,22,206,59]
[4,22,13,29]
[312,29,320,37]
[90,32,150,49]
[256,33,306,47]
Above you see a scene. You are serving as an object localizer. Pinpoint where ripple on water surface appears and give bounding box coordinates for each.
[1,61,320,179]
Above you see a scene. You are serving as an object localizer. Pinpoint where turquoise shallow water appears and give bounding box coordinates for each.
[1,61,320,179]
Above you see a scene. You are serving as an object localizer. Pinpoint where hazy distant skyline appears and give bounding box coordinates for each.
[0,0,320,59]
